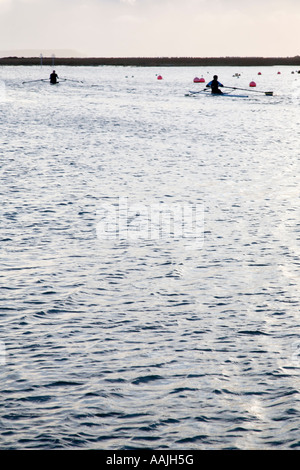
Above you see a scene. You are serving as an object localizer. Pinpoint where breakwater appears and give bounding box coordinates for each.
[1,56,300,66]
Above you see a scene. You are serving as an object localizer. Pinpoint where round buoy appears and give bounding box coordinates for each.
[258,72,262,75]
[249,81,256,87]
[157,75,163,80]
[277,71,281,75]
[199,77,205,83]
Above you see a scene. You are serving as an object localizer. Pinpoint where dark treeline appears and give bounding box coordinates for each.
[1,56,300,66]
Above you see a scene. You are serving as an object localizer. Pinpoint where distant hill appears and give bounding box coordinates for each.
[0,49,85,58]
[0,55,299,67]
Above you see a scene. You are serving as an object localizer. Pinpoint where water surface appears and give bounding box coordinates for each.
[0,65,299,449]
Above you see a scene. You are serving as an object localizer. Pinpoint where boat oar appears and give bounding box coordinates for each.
[60,78,83,83]
[224,86,273,96]
[185,88,209,96]
[22,78,49,84]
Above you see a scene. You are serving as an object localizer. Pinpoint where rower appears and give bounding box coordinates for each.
[207,75,224,94]
[50,70,58,84]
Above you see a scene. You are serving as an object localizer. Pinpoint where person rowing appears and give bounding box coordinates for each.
[50,70,59,84]
[206,75,224,94]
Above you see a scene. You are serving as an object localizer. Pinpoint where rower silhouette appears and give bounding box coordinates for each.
[50,70,58,84]
[207,75,224,94]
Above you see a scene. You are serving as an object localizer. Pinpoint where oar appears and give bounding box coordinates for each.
[22,78,49,84]
[60,78,83,83]
[185,88,209,96]
[224,86,273,96]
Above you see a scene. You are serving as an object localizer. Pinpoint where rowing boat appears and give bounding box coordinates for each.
[22,77,83,85]
[209,92,248,98]
[187,85,273,98]
[187,90,248,98]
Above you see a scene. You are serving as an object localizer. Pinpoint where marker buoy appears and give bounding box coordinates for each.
[277,71,281,75]
[258,72,262,75]
[249,81,256,87]
[157,75,163,80]
[193,76,205,83]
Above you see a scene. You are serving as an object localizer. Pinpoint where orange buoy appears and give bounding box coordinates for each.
[249,81,256,87]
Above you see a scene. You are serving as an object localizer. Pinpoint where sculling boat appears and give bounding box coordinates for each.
[22,78,83,85]
[186,86,273,98]
[208,92,248,98]
[187,90,248,98]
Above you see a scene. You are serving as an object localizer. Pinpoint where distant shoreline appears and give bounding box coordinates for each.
[1,56,300,67]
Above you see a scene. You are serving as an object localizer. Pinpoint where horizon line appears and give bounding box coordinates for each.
[1,55,300,67]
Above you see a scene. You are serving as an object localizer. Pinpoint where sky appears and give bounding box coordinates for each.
[0,0,300,57]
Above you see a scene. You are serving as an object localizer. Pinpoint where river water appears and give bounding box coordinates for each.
[0,65,299,449]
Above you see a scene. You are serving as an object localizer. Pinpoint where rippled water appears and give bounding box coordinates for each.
[0,65,299,450]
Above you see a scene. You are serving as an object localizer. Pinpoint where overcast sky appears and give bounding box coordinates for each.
[1,0,299,57]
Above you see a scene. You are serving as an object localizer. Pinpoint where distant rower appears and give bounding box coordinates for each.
[207,75,224,94]
[50,70,58,84]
